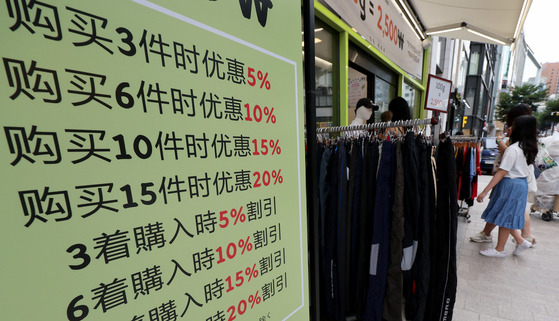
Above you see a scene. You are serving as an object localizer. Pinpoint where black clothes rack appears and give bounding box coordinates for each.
[312,118,458,321]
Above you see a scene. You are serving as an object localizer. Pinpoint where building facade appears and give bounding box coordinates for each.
[435,39,501,137]
[541,62,559,98]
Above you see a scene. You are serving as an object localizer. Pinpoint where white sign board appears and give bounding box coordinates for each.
[320,0,424,79]
[425,74,452,113]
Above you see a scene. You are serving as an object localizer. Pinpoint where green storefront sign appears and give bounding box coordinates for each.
[0,0,308,320]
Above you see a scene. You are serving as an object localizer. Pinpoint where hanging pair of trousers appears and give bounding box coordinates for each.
[322,143,340,319]
[363,141,395,321]
[425,138,458,321]
[318,145,331,252]
[402,132,421,316]
[402,132,420,265]
[347,140,363,316]
[355,140,379,318]
[318,145,335,319]
[406,137,436,321]
[383,141,404,320]
[335,140,349,321]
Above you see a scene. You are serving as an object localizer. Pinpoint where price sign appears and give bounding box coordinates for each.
[0,0,308,320]
[322,0,424,79]
[424,74,452,113]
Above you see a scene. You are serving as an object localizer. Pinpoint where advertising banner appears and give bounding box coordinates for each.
[0,0,308,320]
[321,0,424,79]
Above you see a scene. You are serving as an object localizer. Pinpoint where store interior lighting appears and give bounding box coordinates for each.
[301,28,323,34]
[315,56,333,69]
[301,38,322,47]
[302,28,324,47]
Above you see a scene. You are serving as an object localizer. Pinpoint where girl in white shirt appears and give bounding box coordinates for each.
[476,115,539,257]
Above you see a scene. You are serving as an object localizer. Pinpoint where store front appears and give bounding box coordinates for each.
[305,3,432,321]
[303,1,532,320]
[312,1,428,128]
[314,19,339,127]
[348,42,398,123]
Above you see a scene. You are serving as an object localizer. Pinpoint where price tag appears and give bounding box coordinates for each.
[425,74,452,113]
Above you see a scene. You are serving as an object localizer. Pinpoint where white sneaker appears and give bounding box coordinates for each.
[524,235,536,245]
[470,231,492,243]
[480,248,506,258]
[513,240,532,255]
[512,235,536,245]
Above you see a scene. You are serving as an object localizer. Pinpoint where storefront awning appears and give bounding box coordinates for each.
[402,0,533,46]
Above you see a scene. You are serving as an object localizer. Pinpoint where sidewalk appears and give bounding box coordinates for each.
[454,174,559,320]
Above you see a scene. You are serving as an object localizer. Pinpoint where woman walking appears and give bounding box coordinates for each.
[476,115,539,257]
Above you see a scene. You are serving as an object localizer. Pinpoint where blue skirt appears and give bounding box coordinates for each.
[481,177,527,230]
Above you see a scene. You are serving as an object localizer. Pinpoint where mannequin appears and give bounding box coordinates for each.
[348,98,378,137]
[351,98,377,126]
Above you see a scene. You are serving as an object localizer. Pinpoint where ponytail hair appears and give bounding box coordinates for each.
[509,115,538,165]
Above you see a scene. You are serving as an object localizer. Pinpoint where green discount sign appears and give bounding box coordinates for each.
[0,0,308,320]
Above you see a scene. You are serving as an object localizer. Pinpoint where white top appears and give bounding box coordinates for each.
[499,142,530,178]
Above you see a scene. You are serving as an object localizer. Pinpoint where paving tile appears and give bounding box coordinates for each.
[452,308,480,320]
[476,313,513,321]
[463,292,509,317]
[532,314,559,321]
[498,303,535,321]
[511,297,548,315]
[542,303,559,317]
[456,174,559,321]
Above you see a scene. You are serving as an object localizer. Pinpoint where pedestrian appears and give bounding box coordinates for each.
[476,115,539,257]
[386,97,411,135]
[388,96,411,121]
[470,104,537,244]
[380,110,392,122]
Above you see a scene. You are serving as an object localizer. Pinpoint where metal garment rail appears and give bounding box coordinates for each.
[316,117,438,134]
[449,136,480,142]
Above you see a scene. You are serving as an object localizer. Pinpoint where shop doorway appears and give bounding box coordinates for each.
[348,43,398,124]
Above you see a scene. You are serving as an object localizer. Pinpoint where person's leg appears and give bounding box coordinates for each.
[520,210,536,244]
[471,222,497,242]
[511,228,532,255]
[483,222,496,235]
[510,229,525,245]
[521,211,531,237]
[495,227,511,252]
